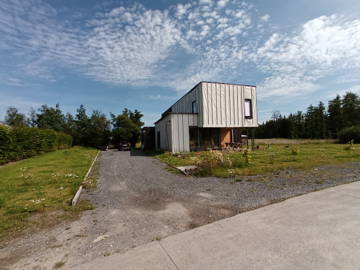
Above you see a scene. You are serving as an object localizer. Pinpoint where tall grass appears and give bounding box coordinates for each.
[155,143,360,177]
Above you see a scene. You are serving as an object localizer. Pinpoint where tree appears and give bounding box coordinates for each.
[2,104,143,148]
[69,106,111,147]
[111,109,144,147]
[313,102,327,139]
[35,104,65,131]
[73,105,90,146]
[271,111,281,121]
[27,108,37,127]
[304,105,315,138]
[327,95,342,138]
[288,111,305,139]
[5,107,27,127]
[253,91,360,141]
[87,110,111,147]
[342,92,360,127]
[63,113,76,139]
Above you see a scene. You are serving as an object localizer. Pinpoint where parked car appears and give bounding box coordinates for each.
[97,145,108,151]
[118,142,130,151]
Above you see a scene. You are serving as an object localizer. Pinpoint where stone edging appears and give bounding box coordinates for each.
[72,151,100,206]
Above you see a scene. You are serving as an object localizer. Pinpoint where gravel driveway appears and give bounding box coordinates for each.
[2,150,360,270]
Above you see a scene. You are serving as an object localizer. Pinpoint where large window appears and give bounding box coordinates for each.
[244,99,253,119]
[192,100,197,113]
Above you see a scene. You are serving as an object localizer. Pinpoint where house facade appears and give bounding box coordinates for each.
[155,81,258,153]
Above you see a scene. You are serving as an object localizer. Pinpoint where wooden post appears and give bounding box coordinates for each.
[251,128,255,150]
[197,127,201,150]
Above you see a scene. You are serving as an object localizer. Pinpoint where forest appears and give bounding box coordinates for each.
[255,92,360,143]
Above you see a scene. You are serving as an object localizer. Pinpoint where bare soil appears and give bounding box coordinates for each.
[1,150,359,270]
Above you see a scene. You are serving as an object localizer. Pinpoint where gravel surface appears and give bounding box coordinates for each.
[1,150,360,270]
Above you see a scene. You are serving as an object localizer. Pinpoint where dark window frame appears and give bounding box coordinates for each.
[244,99,253,119]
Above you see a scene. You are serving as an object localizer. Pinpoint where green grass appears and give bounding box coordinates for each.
[0,146,98,239]
[155,143,360,177]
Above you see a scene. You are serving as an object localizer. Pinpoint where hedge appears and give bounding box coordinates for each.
[338,125,360,144]
[0,125,72,165]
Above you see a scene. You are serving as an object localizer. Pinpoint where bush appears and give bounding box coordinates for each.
[338,126,360,143]
[0,125,72,164]
[291,147,300,155]
[193,150,247,176]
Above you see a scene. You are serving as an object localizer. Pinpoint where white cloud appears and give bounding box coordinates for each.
[217,0,229,8]
[1,0,360,102]
[6,77,24,87]
[84,8,181,85]
[176,4,190,17]
[258,76,320,99]
[325,84,360,100]
[256,15,360,99]
[199,0,213,5]
[0,0,258,92]
[348,85,360,94]
[260,14,270,22]
[148,94,177,101]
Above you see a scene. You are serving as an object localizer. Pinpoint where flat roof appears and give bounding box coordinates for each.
[154,112,198,124]
[201,81,256,88]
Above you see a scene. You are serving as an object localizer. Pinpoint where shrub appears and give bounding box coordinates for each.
[0,125,12,164]
[194,150,247,176]
[0,126,72,165]
[243,149,250,164]
[291,147,299,155]
[338,126,360,143]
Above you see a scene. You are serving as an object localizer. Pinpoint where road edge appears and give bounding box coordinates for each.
[72,150,100,206]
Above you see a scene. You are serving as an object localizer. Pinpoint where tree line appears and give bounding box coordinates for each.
[3,105,144,148]
[256,92,360,141]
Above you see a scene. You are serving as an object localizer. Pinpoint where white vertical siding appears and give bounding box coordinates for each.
[155,113,198,153]
[200,82,258,128]
[155,82,258,152]
[171,114,198,153]
[155,114,172,150]
[171,84,201,113]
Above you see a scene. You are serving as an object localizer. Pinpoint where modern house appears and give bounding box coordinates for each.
[155,81,258,153]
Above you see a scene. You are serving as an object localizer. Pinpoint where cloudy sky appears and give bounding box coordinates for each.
[1,0,360,124]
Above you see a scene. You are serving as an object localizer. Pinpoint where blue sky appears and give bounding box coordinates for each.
[1,0,360,125]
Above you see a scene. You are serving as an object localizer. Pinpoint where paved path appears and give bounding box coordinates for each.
[74,181,360,270]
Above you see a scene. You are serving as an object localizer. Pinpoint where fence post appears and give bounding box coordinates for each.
[251,128,255,150]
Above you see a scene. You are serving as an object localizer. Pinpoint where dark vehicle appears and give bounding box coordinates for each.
[118,142,130,151]
[97,145,108,151]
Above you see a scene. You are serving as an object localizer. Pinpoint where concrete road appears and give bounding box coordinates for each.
[74,181,360,270]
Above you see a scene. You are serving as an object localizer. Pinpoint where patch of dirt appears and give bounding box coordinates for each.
[186,203,238,229]
[129,188,171,211]
[0,209,69,248]
[130,188,238,230]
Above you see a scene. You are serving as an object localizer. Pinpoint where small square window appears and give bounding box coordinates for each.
[244,99,253,119]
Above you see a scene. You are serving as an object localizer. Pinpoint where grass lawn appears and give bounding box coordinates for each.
[155,142,360,177]
[0,146,98,240]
